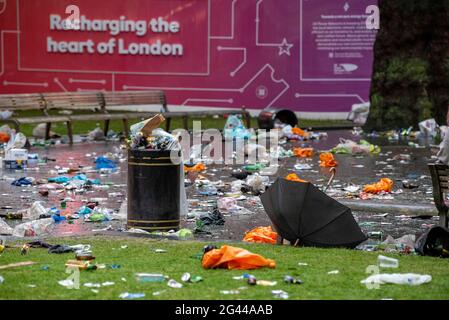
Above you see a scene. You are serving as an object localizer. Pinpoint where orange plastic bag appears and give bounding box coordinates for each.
[0,132,10,143]
[292,127,309,138]
[202,245,276,270]
[363,178,393,194]
[243,226,278,244]
[319,153,338,167]
[285,173,308,183]
[293,147,314,158]
[184,163,206,173]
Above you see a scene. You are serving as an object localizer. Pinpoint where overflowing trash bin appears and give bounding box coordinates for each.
[127,114,183,231]
[127,149,181,231]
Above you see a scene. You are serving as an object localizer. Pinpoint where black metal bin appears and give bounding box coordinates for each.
[127,149,181,231]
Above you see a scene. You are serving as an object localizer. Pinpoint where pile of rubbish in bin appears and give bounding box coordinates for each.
[128,114,179,151]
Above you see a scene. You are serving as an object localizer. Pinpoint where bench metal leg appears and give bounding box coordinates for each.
[439,210,448,228]
[182,116,188,130]
[165,118,172,132]
[66,121,73,145]
[244,112,251,129]
[104,120,110,136]
[45,123,52,140]
[9,120,20,133]
[122,119,129,137]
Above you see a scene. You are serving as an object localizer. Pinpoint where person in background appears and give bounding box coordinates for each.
[437,105,449,165]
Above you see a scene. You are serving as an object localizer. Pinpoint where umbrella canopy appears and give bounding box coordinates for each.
[260,178,367,248]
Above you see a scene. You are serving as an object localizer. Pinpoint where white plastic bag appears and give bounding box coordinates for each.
[0,219,13,235]
[419,119,438,137]
[348,102,370,125]
[22,201,47,220]
[12,218,54,237]
[246,173,269,192]
[5,132,27,152]
[361,273,432,286]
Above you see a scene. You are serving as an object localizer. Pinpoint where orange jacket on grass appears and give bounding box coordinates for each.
[202,245,276,270]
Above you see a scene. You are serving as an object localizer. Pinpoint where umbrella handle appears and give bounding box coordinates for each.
[323,167,336,192]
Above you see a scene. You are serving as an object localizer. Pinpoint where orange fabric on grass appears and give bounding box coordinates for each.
[363,178,394,194]
[319,153,338,167]
[243,226,278,244]
[285,173,308,183]
[184,163,206,173]
[293,147,314,158]
[202,245,276,270]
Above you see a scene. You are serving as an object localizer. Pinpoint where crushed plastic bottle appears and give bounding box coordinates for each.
[135,273,167,283]
[119,292,145,299]
[378,255,399,268]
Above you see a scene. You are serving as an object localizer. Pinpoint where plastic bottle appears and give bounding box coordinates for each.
[378,255,399,268]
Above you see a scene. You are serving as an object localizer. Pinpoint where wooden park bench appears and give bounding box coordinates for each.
[0,90,251,145]
[0,93,74,143]
[102,90,251,132]
[428,163,449,227]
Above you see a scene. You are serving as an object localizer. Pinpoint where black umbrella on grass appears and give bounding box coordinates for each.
[260,178,367,248]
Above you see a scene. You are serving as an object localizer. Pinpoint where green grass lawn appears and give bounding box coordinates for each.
[0,236,447,300]
[1,110,352,137]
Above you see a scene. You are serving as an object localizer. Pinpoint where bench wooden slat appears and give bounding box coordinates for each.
[429,163,449,227]
[0,93,45,110]
[1,90,251,147]
[14,116,70,124]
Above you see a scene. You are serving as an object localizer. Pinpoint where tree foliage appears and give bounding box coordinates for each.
[365,0,449,130]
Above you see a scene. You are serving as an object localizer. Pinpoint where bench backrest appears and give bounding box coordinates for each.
[0,93,46,111]
[0,90,167,114]
[43,92,105,111]
[429,163,449,211]
[103,90,167,112]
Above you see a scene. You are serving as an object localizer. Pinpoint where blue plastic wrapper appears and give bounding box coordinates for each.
[95,156,118,171]
[223,115,251,140]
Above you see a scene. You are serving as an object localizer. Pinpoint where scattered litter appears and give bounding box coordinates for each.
[320,153,338,167]
[363,178,393,194]
[328,270,339,275]
[58,279,76,288]
[135,273,167,283]
[332,139,380,155]
[0,261,35,270]
[284,276,303,285]
[167,279,183,288]
[220,290,240,295]
[361,274,432,286]
[272,290,289,299]
[256,280,277,286]
[378,255,399,268]
[119,292,145,299]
